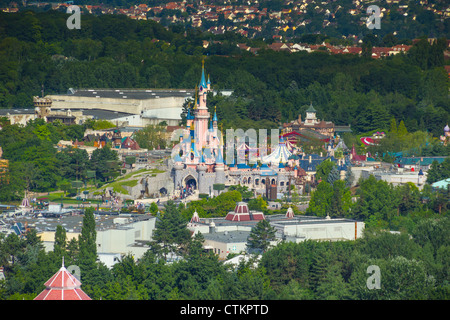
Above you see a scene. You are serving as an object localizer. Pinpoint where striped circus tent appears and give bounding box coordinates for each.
[262,137,292,165]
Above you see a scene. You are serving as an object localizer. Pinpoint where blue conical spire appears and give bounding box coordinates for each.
[199,60,207,89]
[213,106,218,122]
[209,116,213,130]
[186,108,194,120]
[215,148,224,164]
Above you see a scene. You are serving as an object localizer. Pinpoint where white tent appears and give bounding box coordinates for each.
[261,137,292,165]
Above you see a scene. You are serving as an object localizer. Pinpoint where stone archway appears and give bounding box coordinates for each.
[184,175,197,190]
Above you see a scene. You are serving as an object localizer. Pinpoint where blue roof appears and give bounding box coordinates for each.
[199,63,207,89]
[174,153,183,162]
[215,149,224,164]
[190,141,200,158]
[213,109,218,122]
[237,163,250,169]
[394,157,446,166]
[260,164,277,176]
[186,108,194,120]
[298,159,323,172]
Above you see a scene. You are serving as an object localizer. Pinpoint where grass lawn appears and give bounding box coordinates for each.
[103,179,139,195]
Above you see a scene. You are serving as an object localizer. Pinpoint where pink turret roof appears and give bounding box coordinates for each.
[34,260,91,300]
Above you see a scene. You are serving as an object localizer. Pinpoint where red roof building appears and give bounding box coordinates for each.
[350,144,367,162]
[34,260,91,300]
[225,202,265,221]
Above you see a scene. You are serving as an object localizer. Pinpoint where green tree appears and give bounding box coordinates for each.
[89,146,120,182]
[247,219,276,253]
[329,180,353,217]
[389,118,398,135]
[306,181,333,217]
[397,120,408,137]
[426,158,450,184]
[152,201,191,261]
[53,225,67,259]
[149,202,159,215]
[78,207,97,270]
[315,159,335,182]
[352,176,397,227]
[327,165,340,185]
[133,124,167,150]
[228,184,253,200]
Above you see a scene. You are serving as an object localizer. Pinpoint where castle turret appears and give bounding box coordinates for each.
[186,107,194,128]
[194,60,211,152]
[214,149,226,196]
[173,153,185,190]
[213,106,218,130]
[197,153,208,194]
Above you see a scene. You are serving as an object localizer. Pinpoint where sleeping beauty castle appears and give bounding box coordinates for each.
[170,62,349,199]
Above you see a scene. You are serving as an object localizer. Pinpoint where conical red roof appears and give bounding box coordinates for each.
[34,261,91,300]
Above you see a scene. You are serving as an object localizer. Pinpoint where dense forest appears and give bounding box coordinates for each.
[0,200,448,300]
[0,11,448,137]
[0,118,122,201]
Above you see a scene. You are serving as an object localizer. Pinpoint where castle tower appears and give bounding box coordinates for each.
[194,60,211,152]
[34,96,52,121]
[186,107,194,128]
[197,152,208,194]
[214,149,226,193]
[173,153,185,190]
[187,137,201,167]
[212,106,218,130]
[304,103,318,126]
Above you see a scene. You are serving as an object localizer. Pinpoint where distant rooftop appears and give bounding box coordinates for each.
[198,213,359,229]
[203,230,251,243]
[62,108,134,120]
[3,212,154,234]
[60,88,195,100]
[0,109,35,115]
